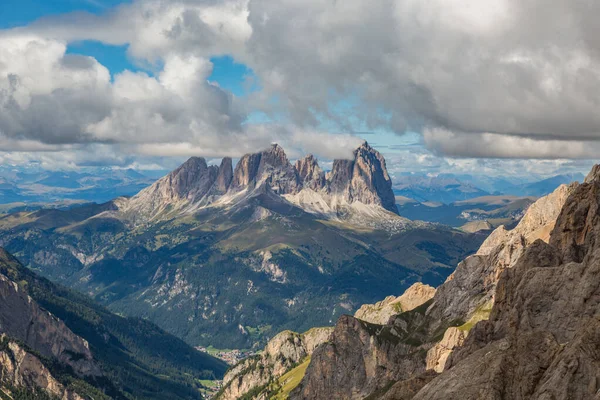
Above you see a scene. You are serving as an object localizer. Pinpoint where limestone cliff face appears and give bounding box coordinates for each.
[430,183,577,327]
[355,283,436,325]
[425,327,466,373]
[413,170,600,398]
[325,142,397,214]
[291,312,431,400]
[231,152,263,189]
[217,327,332,400]
[0,268,99,377]
[213,157,234,194]
[0,337,84,400]
[295,155,326,191]
[349,142,397,213]
[291,179,580,399]
[125,156,218,215]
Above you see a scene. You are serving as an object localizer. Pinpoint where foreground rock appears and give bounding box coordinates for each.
[413,168,600,398]
[217,327,333,400]
[291,180,580,399]
[355,282,436,324]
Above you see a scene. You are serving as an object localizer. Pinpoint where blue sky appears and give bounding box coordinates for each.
[0,0,129,28]
[0,0,253,92]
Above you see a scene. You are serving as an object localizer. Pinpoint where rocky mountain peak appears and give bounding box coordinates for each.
[295,154,326,191]
[231,152,262,189]
[584,163,600,183]
[260,143,290,168]
[213,157,233,194]
[350,141,396,213]
[128,142,400,219]
[230,144,301,195]
[165,156,211,199]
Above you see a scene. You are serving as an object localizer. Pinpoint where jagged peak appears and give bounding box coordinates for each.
[175,156,208,172]
[584,164,600,183]
[260,143,292,168]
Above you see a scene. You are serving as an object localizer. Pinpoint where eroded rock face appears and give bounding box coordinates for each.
[410,167,600,399]
[126,156,218,216]
[291,180,580,400]
[213,157,233,194]
[326,142,397,214]
[291,314,428,400]
[0,268,100,377]
[256,144,301,194]
[232,152,263,189]
[425,327,466,373]
[355,282,436,325]
[430,183,577,325]
[295,155,326,191]
[350,142,396,213]
[0,338,84,400]
[217,327,333,400]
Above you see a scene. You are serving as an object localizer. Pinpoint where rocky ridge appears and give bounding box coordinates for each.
[411,165,600,399]
[123,142,399,221]
[290,179,581,399]
[217,327,333,400]
[354,282,436,325]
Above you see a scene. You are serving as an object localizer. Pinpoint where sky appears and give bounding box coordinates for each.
[0,0,599,180]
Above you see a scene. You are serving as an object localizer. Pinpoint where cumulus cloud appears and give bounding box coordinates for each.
[2,0,600,163]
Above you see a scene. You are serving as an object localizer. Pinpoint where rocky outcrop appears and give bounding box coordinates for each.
[217,327,332,400]
[295,155,326,191]
[355,282,436,325]
[425,327,466,373]
[0,337,84,400]
[291,310,432,400]
[412,172,600,398]
[0,270,99,377]
[291,180,580,399]
[430,183,577,327]
[349,142,396,213]
[213,157,234,194]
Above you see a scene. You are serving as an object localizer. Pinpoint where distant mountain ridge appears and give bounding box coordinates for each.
[124,142,398,219]
[394,172,585,205]
[0,167,157,204]
[0,143,483,348]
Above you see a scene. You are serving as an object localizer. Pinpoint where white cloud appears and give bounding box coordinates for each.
[2,0,600,166]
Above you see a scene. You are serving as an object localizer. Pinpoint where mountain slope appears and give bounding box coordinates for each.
[0,248,227,399]
[409,166,600,399]
[289,181,577,399]
[0,143,483,349]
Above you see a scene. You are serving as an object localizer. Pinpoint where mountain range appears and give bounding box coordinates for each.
[0,167,158,205]
[394,172,584,204]
[0,143,483,349]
